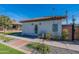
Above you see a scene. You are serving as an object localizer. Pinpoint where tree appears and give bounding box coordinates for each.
[0,15,12,33]
[62,29,69,40]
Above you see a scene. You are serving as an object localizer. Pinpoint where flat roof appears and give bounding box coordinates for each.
[20,16,66,23]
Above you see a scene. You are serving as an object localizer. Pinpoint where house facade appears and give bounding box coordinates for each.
[11,20,22,30]
[21,16,66,39]
[0,20,21,32]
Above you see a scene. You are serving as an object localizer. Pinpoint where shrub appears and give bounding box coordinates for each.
[38,44,51,54]
[53,35,59,40]
[27,42,51,54]
[46,32,51,40]
[27,42,40,49]
[62,29,69,40]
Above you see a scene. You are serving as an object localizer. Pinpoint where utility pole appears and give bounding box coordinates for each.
[72,15,75,41]
[52,8,55,16]
[65,10,68,24]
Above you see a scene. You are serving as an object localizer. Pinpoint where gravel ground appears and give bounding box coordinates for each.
[20,45,79,54]
[49,46,79,54]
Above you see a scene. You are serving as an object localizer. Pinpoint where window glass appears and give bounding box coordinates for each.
[53,24,58,32]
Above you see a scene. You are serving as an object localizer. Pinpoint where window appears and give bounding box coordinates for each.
[39,23,42,25]
[32,23,34,25]
[53,24,58,32]
[35,25,38,34]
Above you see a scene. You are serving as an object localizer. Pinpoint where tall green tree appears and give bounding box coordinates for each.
[0,15,12,32]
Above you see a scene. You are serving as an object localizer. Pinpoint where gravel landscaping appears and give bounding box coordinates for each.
[21,45,79,54]
[49,46,79,54]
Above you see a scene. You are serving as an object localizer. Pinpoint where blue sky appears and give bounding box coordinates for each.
[0,4,79,24]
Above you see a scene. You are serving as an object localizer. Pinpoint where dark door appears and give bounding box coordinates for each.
[35,25,38,34]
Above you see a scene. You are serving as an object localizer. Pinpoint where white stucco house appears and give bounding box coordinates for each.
[20,16,66,39]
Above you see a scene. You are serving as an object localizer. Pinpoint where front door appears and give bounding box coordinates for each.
[35,25,38,34]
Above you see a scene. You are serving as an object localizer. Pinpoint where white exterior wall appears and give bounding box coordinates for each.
[22,20,62,38]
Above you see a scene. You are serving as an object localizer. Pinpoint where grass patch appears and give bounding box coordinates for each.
[0,32,16,35]
[0,35,13,42]
[0,43,24,54]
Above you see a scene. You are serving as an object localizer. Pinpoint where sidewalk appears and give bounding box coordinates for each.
[2,34,79,52]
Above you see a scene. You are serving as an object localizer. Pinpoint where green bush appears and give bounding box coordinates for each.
[27,42,40,49]
[62,29,69,40]
[27,42,51,54]
[38,44,51,54]
[46,32,51,40]
[53,35,59,40]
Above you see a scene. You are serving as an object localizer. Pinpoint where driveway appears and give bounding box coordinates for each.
[10,39,30,47]
[4,34,79,52]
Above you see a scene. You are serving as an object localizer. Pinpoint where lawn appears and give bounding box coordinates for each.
[0,43,24,54]
[0,31,17,35]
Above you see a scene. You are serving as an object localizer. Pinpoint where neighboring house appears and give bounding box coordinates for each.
[20,16,66,39]
[11,20,22,30]
[0,20,22,32]
[62,24,79,40]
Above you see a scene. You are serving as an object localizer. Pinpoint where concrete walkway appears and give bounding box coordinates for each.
[10,39,30,48]
[2,34,79,52]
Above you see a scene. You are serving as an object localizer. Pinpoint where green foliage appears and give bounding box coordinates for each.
[1,31,16,35]
[4,37,13,42]
[0,35,13,42]
[38,44,51,54]
[0,15,12,30]
[46,32,51,40]
[62,29,69,40]
[27,42,40,49]
[53,35,59,40]
[0,43,24,54]
[27,42,51,54]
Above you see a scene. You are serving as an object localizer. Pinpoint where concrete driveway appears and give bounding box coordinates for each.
[4,34,79,52]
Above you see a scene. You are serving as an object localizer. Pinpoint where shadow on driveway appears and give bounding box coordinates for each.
[7,32,79,45]
[8,32,38,39]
